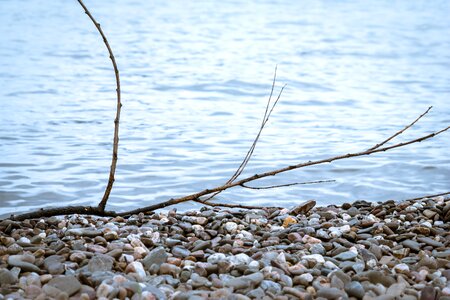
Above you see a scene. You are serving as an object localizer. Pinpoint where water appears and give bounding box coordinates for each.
[1,0,449,216]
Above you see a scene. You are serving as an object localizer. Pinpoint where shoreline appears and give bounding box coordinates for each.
[1,196,449,299]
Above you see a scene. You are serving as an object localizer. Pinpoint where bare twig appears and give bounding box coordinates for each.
[193,199,281,210]
[367,106,432,151]
[229,84,287,183]
[241,179,336,190]
[77,0,122,212]
[203,68,285,202]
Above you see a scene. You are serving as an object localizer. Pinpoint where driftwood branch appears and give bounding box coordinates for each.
[77,0,122,212]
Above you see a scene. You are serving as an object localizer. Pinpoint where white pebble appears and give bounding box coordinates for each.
[302,254,325,264]
[224,222,238,233]
[393,263,410,274]
[207,253,226,264]
[324,261,339,269]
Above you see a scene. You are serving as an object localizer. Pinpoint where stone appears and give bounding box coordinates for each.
[317,287,346,299]
[334,250,357,261]
[290,200,316,215]
[386,283,406,298]
[159,263,181,277]
[420,286,437,300]
[401,239,421,252]
[143,246,168,270]
[46,276,81,296]
[260,280,282,294]
[224,222,238,233]
[69,252,86,263]
[228,253,252,267]
[223,272,264,290]
[142,283,166,300]
[296,273,313,286]
[367,270,395,287]
[283,216,298,227]
[393,263,410,274]
[352,262,365,274]
[0,268,18,285]
[345,281,365,299]
[44,255,65,275]
[207,253,227,264]
[96,282,116,299]
[369,244,383,260]
[246,287,266,299]
[347,207,360,217]
[302,254,325,264]
[310,244,326,255]
[64,228,102,237]
[87,254,114,272]
[125,261,146,281]
[417,237,444,248]
[172,246,191,258]
[192,240,211,252]
[8,255,41,273]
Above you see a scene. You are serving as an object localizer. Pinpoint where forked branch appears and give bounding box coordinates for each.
[203,67,286,201]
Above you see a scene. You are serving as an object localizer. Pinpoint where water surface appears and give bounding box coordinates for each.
[1,0,449,216]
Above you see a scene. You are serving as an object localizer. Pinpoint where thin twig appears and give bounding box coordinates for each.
[229,84,287,183]
[77,0,122,212]
[193,199,281,210]
[367,106,432,151]
[229,67,282,183]
[203,69,285,202]
[241,179,335,190]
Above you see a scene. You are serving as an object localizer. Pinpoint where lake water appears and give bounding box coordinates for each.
[1,0,449,216]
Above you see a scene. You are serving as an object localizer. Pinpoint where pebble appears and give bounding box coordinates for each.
[0,268,18,285]
[225,222,238,233]
[87,254,114,272]
[345,281,365,299]
[143,246,168,270]
[45,276,81,296]
[334,250,357,261]
[8,255,41,273]
[302,254,325,264]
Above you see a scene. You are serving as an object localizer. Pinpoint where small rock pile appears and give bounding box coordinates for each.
[0,196,449,299]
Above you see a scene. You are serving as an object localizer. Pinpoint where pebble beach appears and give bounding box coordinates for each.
[1,196,449,300]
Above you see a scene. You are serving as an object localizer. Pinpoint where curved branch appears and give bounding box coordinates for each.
[77,0,122,212]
